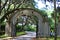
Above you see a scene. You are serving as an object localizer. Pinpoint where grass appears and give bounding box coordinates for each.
[16,31,26,36]
[0,31,26,38]
[35,37,60,40]
[47,37,60,40]
[0,34,8,38]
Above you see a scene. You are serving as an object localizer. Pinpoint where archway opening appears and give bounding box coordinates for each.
[15,15,38,37]
[5,8,50,39]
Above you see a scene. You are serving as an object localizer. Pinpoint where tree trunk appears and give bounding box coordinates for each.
[53,0,57,40]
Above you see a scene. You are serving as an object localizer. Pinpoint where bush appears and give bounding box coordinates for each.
[25,25,36,31]
[16,25,23,32]
[1,24,5,31]
[0,24,5,35]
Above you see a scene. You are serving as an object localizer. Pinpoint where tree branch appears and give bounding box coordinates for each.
[1,0,8,11]
[0,8,35,23]
[6,1,11,11]
[15,0,25,9]
[0,0,1,14]
[0,8,19,22]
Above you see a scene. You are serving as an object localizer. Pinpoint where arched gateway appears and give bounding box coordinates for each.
[5,8,50,37]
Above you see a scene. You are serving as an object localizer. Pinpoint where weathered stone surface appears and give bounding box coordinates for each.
[5,21,12,36]
[43,22,50,37]
[5,8,49,37]
[57,23,60,37]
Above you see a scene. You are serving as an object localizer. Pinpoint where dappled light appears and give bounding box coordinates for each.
[0,0,60,40]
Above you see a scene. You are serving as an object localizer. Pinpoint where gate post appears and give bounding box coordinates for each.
[36,17,50,38]
[5,20,11,36]
[37,19,44,37]
[43,22,50,37]
[57,22,60,37]
[10,18,16,37]
[5,20,16,37]
[11,23,16,37]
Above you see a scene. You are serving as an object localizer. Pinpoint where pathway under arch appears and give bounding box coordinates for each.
[5,8,50,37]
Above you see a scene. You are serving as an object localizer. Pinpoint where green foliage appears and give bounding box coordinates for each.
[10,4,14,10]
[16,24,36,32]
[1,0,60,38]
[16,31,26,36]
[34,8,47,16]
[24,25,36,31]
[16,25,22,32]
[57,7,60,13]
[0,22,5,35]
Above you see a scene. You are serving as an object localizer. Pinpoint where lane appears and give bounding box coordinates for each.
[12,31,36,40]
[0,32,36,40]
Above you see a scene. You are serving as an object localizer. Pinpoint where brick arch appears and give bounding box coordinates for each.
[5,8,50,37]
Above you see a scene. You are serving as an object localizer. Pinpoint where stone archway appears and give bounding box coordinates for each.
[5,8,50,37]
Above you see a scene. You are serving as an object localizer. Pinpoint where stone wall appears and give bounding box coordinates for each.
[57,22,60,37]
[6,9,50,37]
[43,22,50,37]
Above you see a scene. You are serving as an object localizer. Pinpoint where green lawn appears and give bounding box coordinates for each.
[0,34,8,38]
[0,31,26,38]
[36,37,60,40]
[48,37,60,40]
[16,31,26,36]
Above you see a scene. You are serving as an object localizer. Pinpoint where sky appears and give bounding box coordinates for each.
[34,0,46,9]
[35,0,60,10]
[34,0,54,18]
[34,0,59,10]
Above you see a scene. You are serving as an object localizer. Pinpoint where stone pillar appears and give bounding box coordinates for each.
[57,22,60,37]
[43,22,50,37]
[0,22,1,32]
[5,19,16,37]
[5,20,12,36]
[11,22,16,37]
[10,17,16,37]
[37,19,44,37]
[37,19,50,37]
